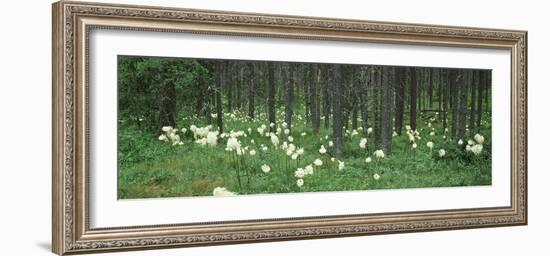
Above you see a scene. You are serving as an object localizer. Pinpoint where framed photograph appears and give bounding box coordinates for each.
[52,1,527,255]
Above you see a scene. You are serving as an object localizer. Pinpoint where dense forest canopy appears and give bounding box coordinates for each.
[117,55,492,199]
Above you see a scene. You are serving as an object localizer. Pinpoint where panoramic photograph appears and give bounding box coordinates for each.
[117,55,492,199]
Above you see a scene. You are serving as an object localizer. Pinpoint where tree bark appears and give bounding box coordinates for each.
[312,64,321,134]
[359,67,369,135]
[380,66,392,153]
[332,64,343,159]
[283,63,294,132]
[322,65,332,129]
[458,70,469,140]
[247,62,256,119]
[409,67,418,131]
[159,78,176,129]
[476,70,485,132]
[469,70,478,133]
[215,62,224,133]
[394,67,405,135]
[267,62,276,132]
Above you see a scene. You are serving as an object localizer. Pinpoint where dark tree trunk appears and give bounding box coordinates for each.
[476,70,485,132]
[418,68,423,112]
[450,70,459,139]
[371,67,379,144]
[438,69,443,112]
[312,64,321,134]
[394,67,405,135]
[322,65,332,129]
[332,64,343,159]
[215,62,224,133]
[247,62,256,119]
[359,67,369,135]
[469,70,478,133]
[226,62,233,112]
[442,70,448,130]
[458,70,469,140]
[267,62,276,132]
[159,78,176,129]
[303,65,312,123]
[195,78,205,117]
[235,66,241,111]
[283,63,294,132]
[428,68,434,109]
[380,66,392,153]
[409,67,418,131]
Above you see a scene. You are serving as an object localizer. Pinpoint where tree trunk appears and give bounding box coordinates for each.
[476,70,485,132]
[458,70,469,140]
[247,62,256,119]
[226,62,233,112]
[469,70,478,133]
[236,65,242,111]
[380,66,392,153]
[312,64,321,134]
[450,70,458,138]
[394,67,405,135]
[359,67,369,135]
[283,63,294,132]
[159,78,176,129]
[371,67,379,144]
[332,64,343,159]
[215,62,224,133]
[428,68,434,109]
[267,62,276,132]
[409,67,418,131]
[323,65,332,129]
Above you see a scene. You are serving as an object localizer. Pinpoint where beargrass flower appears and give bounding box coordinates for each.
[295,168,305,178]
[158,134,167,141]
[313,159,323,166]
[427,142,434,149]
[438,149,446,157]
[226,137,241,151]
[471,144,483,155]
[474,134,485,144]
[319,145,327,154]
[374,150,385,158]
[270,133,279,147]
[359,138,368,149]
[261,164,271,173]
[304,165,314,175]
[373,173,381,180]
[213,187,236,196]
[365,157,372,163]
[296,179,304,187]
[338,161,345,171]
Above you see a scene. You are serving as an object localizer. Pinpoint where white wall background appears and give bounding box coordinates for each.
[0,0,547,255]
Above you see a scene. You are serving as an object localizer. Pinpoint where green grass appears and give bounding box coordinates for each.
[117,109,491,199]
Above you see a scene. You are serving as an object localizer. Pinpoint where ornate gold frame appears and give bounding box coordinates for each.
[52,1,527,255]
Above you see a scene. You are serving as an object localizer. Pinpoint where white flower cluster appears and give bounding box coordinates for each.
[374,149,385,158]
[465,133,485,155]
[359,138,368,149]
[158,126,184,146]
[212,187,237,196]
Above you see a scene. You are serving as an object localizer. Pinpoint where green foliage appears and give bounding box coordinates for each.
[118,56,211,131]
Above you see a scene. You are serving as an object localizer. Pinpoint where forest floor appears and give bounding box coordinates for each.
[117,108,492,199]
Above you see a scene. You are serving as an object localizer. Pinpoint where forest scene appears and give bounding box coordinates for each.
[117,55,492,199]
